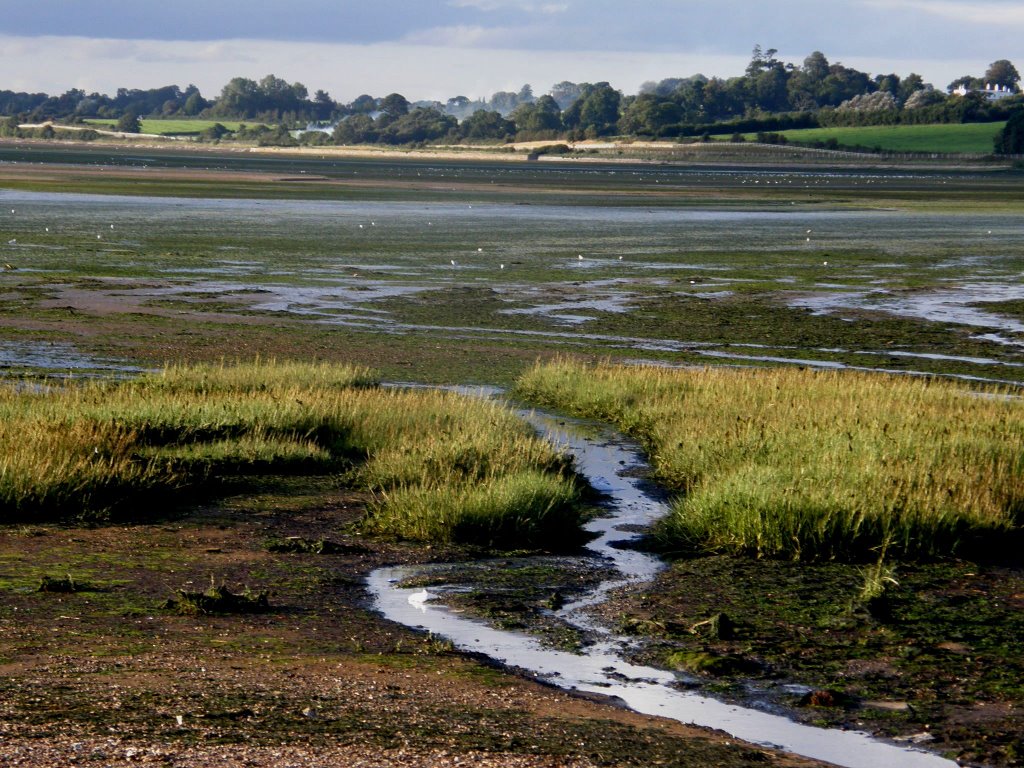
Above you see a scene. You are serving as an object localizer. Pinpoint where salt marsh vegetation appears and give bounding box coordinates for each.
[0,360,583,547]
[515,358,1024,560]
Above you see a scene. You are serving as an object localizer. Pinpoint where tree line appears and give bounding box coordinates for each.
[1,48,1021,151]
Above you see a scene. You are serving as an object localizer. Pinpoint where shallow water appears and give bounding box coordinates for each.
[368,408,954,768]
[0,340,147,377]
[4,187,1024,384]
[791,283,1024,347]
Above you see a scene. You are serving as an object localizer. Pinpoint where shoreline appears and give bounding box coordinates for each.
[1,133,1016,171]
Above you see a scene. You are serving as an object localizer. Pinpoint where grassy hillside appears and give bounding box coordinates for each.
[83,118,256,135]
[720,121,1006,154]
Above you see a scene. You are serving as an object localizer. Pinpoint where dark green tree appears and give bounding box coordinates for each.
[116,110,141,133]
[380,107,456,144]
[379,93,410,122]
[618,94,681,136]
[802,51,830,83]
[349,94,378,114]
[549,81,584,110]
[563,83,621,136]
[333,114,378,144]
[994,109,1024,154]
[897,73,926,103]
[985,60,1021,90]
[511,95,562,134]
[459,110,514,140]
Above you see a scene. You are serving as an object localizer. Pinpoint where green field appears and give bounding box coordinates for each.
[720,121,1007,153]
[83,118,257,135]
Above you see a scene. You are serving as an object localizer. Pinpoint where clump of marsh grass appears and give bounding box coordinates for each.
[1,360,585,549]
[515,358,1024,561]
[164,578,270,615]
[361,469,583,549]
[37,573,93,593]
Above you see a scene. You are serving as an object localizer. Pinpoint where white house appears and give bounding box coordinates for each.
[952,82,1017,101]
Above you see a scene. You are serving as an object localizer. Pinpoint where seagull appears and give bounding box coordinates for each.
[577,254,583,260]
[500,264,504,269]
[450,259,456,266]
[477,247,483,252]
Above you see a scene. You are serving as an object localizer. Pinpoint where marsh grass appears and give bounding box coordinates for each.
[515,359,1024,560]
[0,360,583,547]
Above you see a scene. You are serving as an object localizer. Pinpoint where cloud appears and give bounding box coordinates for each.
[861,0,1024,24]
[401,25,511,47]
[448,0,569,12]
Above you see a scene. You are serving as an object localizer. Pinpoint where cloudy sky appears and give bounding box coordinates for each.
[1,0,1021,102]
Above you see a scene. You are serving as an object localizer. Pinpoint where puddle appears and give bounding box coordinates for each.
[500,294,636,325]
[791,284,1024,347]
[368,407,954,768]
[0,340,147,378]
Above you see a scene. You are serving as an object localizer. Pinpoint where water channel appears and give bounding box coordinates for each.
[368,403,955,768]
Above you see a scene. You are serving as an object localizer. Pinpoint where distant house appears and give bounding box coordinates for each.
[953,82,1017,101]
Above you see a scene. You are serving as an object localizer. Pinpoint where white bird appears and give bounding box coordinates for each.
[477,247,483,252]
[450,259,456,266]
[408,589,431,612]
[822,261,829,266]
[500,264,505,269]
[577,254,583,260]
[618,255,623,260]
[110,224,114,229]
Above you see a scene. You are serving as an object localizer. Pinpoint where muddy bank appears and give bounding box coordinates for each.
[0,474,823,768]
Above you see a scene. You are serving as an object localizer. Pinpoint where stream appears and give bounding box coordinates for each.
[367,405,956,768]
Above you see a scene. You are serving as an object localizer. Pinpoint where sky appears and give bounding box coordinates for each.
[0,0,1021,102]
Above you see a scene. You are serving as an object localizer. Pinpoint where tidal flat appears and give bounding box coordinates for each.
[0,143,1022,767]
